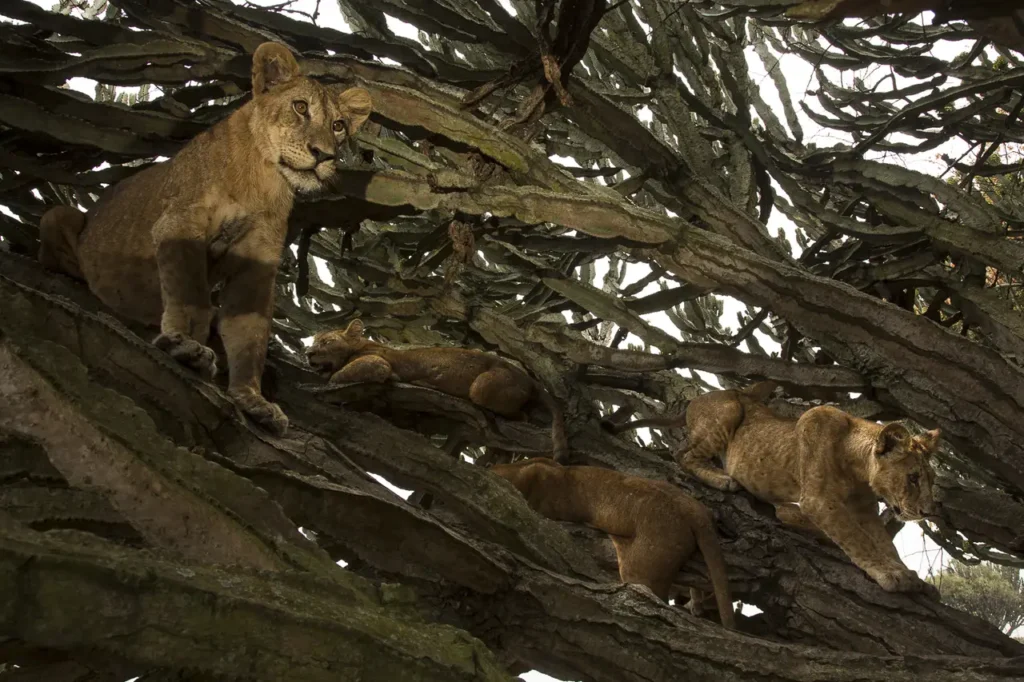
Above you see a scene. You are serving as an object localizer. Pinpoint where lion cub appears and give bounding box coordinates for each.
[490,457,735,627]
[677,385,940,595]
[306,320,568,461]
[38,43,372,436]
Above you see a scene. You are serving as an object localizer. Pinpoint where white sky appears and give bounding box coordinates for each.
[4,2,1017,673]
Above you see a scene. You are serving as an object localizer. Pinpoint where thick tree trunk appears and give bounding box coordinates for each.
[2,254,1022,681]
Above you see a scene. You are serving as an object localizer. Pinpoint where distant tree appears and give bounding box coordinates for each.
[932,561,1024,635]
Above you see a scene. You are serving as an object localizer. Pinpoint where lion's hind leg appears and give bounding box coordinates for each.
[678,397,743,492]
[153,221,217,379]
[680,441,740,491]
[469,368,532,419]
[39,205,86,279]
[614,531,691,602]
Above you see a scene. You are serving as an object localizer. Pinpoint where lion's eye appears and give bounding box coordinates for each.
[332,120,345,133]
[908,472,920,486]
[293,100,309,115]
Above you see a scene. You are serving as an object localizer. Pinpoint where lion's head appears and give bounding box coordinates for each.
[869,424,941,522]
[489,457,561,495]
[247,43,372,194]
[305,319,369,376]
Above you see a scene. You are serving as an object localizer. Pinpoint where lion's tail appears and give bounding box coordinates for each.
[693,510,736,629]
[533,382,568,463]
[39,205,87,279]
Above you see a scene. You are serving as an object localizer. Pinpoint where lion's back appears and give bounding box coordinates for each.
[76,162,177,324]
[724,411,802,503]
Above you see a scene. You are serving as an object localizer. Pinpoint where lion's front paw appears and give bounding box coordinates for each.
[229,388,289,436]
[907,573,938,598]
[919,579,940,599]
[876,568,933,595]
[154,332,217,379]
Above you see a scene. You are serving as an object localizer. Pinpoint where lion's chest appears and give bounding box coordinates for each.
[202,193,290,278]
[208,212,253,260]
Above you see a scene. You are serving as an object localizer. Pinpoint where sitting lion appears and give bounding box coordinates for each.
[673,383,940,594]
[490,457,735,628]
[305,319,568,461]
[38,42,372,436]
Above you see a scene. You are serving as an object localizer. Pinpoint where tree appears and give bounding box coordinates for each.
[932,562,1024,635]
[1,0,1024,680]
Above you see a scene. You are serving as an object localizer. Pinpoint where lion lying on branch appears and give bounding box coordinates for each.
[616,383,941,595]
[491,457,735,628]
[306,320,568,461]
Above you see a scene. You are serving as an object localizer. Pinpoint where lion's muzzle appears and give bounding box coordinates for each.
[304,351,335,377]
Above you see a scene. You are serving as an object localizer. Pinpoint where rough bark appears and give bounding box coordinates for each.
[2,255,1023,681]
[0,515,511,682]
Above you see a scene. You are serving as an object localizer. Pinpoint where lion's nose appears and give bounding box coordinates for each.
[308,143,334,165]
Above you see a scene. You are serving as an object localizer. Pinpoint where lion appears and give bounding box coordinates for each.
[490,457,735,627]
[305,319,569,462]
[603,381,778,436]
[675,383,940,594]
[38,42,372,435]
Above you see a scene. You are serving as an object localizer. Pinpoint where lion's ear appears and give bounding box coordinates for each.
[920,428,941,455]
[344,318,365,338]
[336,87,372,134]
[875,423,910,457]
[252,42,301,95]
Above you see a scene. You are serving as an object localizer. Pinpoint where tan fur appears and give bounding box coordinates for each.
[38,205,87,279]
[678,385,941,594]
[37,43,372,436]
[604,381,777,435]
[306,320,568,462]
[490,457,735,627]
